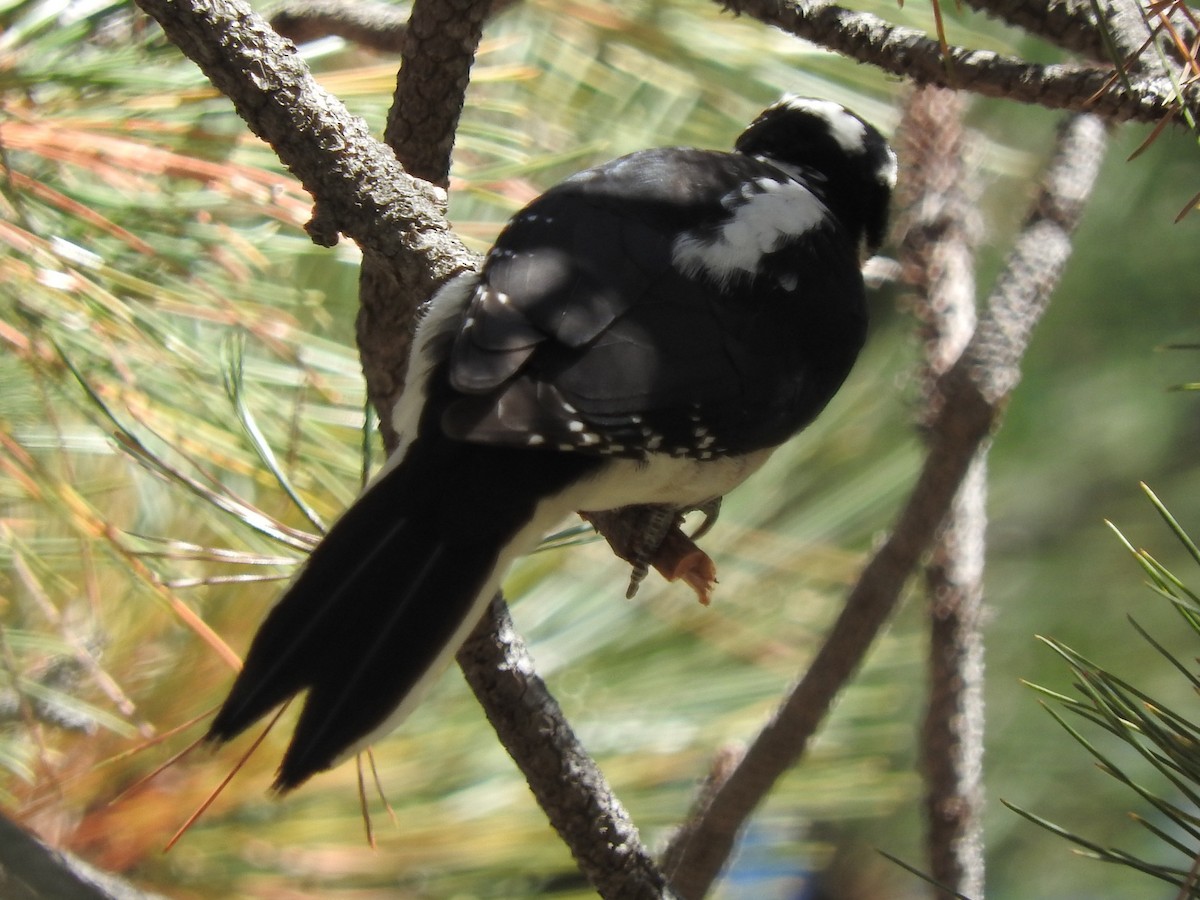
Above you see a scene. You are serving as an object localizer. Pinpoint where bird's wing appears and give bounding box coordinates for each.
[442,147,867,460]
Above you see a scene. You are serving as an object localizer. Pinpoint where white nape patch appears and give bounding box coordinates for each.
[381,272,479,482]
[780,96,868,155]
[777,95,898,189]
[672,178,826,286]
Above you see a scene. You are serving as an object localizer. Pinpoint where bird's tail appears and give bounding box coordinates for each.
[206,431,599,791]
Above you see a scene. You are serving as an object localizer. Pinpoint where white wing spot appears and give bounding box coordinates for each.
[527,434,546,446]
[672,179,827,286]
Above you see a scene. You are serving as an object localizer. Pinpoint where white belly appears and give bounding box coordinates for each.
[566,448,774,513]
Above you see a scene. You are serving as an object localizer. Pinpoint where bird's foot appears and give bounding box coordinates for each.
[580,500,721,605]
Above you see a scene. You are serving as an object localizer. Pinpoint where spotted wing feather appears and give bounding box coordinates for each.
[444,148,868,460]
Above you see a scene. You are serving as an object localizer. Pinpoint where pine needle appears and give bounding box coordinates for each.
[164,702,290,852]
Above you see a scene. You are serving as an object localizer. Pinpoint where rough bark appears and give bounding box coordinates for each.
[722,0,1199,123]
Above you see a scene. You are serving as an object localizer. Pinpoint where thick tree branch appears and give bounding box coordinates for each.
[384,0,491,187]
[661,111,1108,900]
[357,0,493,444]
[961,0,1195,69]
[131,0,473,275]
[721,0,1199,123]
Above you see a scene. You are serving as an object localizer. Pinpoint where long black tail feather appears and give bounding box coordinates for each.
[207,431,599,790]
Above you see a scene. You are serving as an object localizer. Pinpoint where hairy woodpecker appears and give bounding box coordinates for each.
[207,96,897,790]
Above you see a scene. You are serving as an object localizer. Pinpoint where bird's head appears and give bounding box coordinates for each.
[735,96,897,258]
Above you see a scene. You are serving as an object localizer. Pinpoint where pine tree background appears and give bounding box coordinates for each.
[1,0,1197,896]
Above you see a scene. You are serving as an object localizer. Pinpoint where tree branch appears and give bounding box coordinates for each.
[269,0,521,55]
[269,0,410,53]
[961,0,1115,61]
[961,0,1196,70]
[356,0,493,443]
[895,85,987,898]
[922,457,988,898]
[661,111,1108,900]
[130,0,473,272]
[720,0,1198,123]
[458,598,673,900]
[0,810,168,900]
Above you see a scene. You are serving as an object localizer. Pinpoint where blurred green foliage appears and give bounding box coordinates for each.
[1011,486,1200,897]
[0,0,1196,896]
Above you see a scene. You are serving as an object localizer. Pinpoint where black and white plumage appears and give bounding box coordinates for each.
[207,96,897,790]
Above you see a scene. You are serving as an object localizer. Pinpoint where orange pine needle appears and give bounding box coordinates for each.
[367,748,398,829]
[1128,112,1173,160]
[102,705,220,769]
[356,754,376,850]
[164,702,290,852]
[930,0,951,66]
[1155,8,1200,79]
[106,733,208,809]
[1174,189,1200,222]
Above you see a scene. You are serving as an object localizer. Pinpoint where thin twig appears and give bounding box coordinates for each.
[895,85,987,899]
[458,597,673,900]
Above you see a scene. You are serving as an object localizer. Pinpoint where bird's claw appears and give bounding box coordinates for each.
[687,497,722,541]
[624,505,682,598]
[622,498,722,598]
